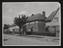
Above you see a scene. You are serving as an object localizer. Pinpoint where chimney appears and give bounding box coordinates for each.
[31,14,34,16]
[42,11,45,17]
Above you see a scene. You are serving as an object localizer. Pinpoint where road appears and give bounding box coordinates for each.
[2,34,60,46]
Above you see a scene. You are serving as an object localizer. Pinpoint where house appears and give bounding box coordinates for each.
[25,7,60,36]
[26,11,47,35]
[8,25,19,32]
[46,7,61,37]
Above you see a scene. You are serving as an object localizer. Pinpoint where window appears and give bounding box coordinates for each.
[35,21,38,23]
[30,22,35,24]
[53,17,59,22]
[26,23,29,25]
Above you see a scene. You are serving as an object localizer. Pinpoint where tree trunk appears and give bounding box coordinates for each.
[19,27,21,35]
[22,25,26,35]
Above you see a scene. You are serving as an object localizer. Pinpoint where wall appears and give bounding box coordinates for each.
[26,21,38,32]
[38,21,46,33]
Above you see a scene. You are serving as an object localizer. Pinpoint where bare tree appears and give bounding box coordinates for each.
[14,15,28,35]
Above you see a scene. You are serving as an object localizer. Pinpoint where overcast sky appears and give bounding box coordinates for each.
[2,2,60,25]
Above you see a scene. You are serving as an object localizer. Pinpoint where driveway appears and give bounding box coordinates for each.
[2,34,60,46]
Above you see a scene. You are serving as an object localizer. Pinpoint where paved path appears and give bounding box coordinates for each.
[2,34,60,46]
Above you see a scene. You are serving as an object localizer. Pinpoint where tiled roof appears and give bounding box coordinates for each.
[27,7,59,22]
[27,13,46,22]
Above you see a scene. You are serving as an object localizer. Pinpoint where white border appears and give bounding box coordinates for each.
[2,2,61,46]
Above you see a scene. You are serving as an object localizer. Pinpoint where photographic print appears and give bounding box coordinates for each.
[2,2,61,46]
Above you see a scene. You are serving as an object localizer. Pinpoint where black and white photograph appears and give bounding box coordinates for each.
[2,2,61,46]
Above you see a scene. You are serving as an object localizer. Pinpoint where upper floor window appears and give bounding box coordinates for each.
[53,17,59,22]
[35,21,38,23]
[30,22,35,24]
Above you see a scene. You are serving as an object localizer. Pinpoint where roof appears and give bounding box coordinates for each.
[27,13,46,22]
[9,26,19,29]
[46,20,60,26]
[46,8,60,26]
[27,7,60,22]
[45,7,60,22]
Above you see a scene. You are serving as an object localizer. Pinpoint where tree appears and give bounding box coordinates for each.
[14,15,28,35]
[3,24,10,34]
[4,24,9,29]
[21,15,28,35]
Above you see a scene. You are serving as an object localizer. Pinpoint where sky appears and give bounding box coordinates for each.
[2,2,60,25]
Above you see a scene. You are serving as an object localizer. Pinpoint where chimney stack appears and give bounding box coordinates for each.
[31,14,34,16]
[42,11,45,17]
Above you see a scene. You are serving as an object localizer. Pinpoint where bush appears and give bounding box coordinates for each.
[4,30,12,34]
[14,31,20,34]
